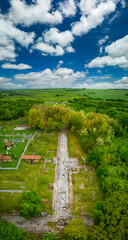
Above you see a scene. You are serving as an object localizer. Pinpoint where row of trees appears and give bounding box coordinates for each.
[0,99,44,120]
[28,104,121,152]
[68,97,128,132]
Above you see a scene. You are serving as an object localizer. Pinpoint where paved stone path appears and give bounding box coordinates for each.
[53,128,78,222]
[2,214,54,234]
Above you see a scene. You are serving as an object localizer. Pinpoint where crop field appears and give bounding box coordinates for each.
[0,119,58,214]
[67,130,103,216]
[1,89,128,102]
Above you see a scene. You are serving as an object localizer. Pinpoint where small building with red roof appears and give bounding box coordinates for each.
[5,142,12,150]
[22,155,42,164]
[0,154,13,162]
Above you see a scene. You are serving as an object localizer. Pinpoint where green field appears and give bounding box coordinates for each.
[1,89,128,102]
[67,131,103,216]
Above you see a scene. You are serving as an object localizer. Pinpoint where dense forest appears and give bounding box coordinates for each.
[68,97,128,132]
[0,99,44,120]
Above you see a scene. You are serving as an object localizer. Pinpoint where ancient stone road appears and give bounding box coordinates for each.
[53,128,78,221]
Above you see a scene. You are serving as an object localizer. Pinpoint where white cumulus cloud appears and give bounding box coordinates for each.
[114,76,128,84]
[33,41,65,56]
[1,63,32,70]
[0,43,16,62]
[98,35,109,46]
[8,0,63,26]
[87,56,128,69]
[57,60,64,68]
[33,29,75,56]
[14,67,86,88]
[87,34,128,69]
[0,77,24,89]
[105,34,128,58]
[72,0,116,36]
[0,15,35,48]
[0,14,35,61]
[59,0,77,17]
[75,75,128,89]
[44,28,74,47]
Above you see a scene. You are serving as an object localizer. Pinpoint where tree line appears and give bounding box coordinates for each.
[0,99,44,120]
[68,97,128,132]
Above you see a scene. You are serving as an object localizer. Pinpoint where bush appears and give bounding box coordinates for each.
[62,216,90,240]
[19,191,42,219]
[42,232,58,240]
[0,220,23,240]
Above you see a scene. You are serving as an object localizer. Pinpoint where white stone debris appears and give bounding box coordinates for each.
[13,127,30,130]
[52,128,78,222]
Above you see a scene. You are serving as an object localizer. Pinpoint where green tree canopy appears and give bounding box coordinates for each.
[19,191,42,219]
[62,216,90,240]
[0,220,23,240]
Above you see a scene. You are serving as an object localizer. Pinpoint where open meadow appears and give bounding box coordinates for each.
[68,131,103,216]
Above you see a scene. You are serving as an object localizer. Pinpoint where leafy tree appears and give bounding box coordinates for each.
[39,118,45,130]
[0,220,40,240]
[0,99,44,120]
[4,108,12,120]
[28,108,44,128]
[92,193,128,240]
[87,147,105,167]
[0,220,23,240]
[62,216,89,240]
[19,191,42,219]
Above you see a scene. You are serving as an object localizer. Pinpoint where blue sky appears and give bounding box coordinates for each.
[0,0,128,89]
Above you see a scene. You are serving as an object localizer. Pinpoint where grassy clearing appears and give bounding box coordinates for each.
[0,119,35,136]
[25,131,57,159]
[68,132,86,166]
[67,130,103,216]
[0,130,58,215]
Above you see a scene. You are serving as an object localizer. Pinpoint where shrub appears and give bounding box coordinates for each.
[19,191,42,219]
[0,220,23,240]
[42,232,58,240]
[62,216,90,240]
